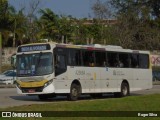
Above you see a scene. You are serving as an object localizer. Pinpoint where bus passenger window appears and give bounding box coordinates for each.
[75,51,81,66]
[119,53,129,68]
[82,51,94,67]
[107,52,118,67]
[68,49,81,66]
[131,54,139,68]
[139,54,149,69]
[95,52,106,67]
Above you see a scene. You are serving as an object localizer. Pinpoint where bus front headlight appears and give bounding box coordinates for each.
[44,79,53,88]
[15,81,21,89]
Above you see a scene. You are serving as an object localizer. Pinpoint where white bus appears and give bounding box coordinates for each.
[15,43,152,100]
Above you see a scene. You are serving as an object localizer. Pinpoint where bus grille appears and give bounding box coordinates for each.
[21,86,43,93]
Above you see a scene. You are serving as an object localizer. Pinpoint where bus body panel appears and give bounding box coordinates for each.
[133,69,152,91]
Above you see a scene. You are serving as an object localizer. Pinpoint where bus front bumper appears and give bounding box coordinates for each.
[16,83,55,95]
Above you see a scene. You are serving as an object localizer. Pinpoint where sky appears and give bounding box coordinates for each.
[8,0,97,18]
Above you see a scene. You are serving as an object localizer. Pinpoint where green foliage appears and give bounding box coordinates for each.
[38,8,60,42]
[1,0,160,49]
[111,0,160,50]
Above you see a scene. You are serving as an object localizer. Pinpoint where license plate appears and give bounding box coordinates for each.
[28,89,35,93]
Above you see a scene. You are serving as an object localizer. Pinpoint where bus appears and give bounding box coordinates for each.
[15,43,152,100]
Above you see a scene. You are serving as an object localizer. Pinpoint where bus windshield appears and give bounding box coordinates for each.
[17,52,53,76]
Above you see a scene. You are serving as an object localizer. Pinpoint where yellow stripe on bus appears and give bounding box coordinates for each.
[16,79,48,87]
[149,54,152,69]
[94,73,96,80]
[66,45,81,48]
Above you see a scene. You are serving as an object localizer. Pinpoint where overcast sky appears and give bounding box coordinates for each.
[8,0,97,18]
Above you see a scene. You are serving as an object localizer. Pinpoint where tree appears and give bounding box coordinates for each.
[111,0,160,50]
[92,0,111,19]
[149,0,160,19]
[38,8,60,42]
[58,16,76,43]
[0,0,16,47]
[91,0,113,44]
[27,0,41,42]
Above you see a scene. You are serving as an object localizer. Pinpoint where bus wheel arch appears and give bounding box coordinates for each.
[68,80,82,101]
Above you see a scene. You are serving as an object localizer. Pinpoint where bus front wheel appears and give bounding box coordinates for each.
[68,83,81,101]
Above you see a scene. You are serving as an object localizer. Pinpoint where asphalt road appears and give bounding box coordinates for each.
[0,85,160,108]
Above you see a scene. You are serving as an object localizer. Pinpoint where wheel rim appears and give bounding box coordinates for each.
[72,88,78,97]
[122,85,128,96]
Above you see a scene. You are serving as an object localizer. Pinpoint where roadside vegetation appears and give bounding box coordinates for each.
[1,0,160,50]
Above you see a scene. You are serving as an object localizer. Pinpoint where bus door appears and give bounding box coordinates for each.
[53,48,68,92]
[82,50,97,93]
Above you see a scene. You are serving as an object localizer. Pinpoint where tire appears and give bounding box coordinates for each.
[114,82,130,98]
[121,82,130,97]
[68,83,81,101]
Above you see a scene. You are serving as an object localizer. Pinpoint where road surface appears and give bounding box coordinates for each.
[0,85,160,108]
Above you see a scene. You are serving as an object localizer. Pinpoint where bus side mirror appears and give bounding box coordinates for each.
[11,54,16,69]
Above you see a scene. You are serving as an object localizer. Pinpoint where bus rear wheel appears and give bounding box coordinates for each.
[114,82,130,97]
[68,83,81,101]
[121,82,130,97]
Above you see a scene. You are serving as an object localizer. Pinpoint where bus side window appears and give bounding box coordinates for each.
[107,52,119,67]
[68,49,81,66]
[131,54,139,68]
[139,54,149,69]
[119,53,129,68]
[75,50,82,66]
[95,51,106,67]
[82,51,94,67]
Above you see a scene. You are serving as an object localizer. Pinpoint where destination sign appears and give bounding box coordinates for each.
[18,44,51,52]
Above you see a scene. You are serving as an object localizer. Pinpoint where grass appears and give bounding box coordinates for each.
[0,94,160,120]
[0,94,160,111]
